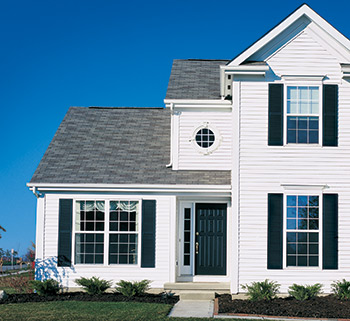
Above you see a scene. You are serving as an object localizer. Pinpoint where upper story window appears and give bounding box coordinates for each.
[190,122,222,155]
[268,83,338,147]
[195,128,215,148]
[286,86,320,144]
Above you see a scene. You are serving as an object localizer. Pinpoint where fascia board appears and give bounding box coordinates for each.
[27,183,232,193]
[164,99,231,105]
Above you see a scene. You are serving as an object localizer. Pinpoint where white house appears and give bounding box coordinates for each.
[28,4,350,294]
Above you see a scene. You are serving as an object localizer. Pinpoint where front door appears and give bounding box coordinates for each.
[195,203,227,275]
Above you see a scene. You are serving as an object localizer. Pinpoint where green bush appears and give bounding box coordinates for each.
[332,279,350,300]
[115,280,151,297]
[30,279,60,296]
[241,279,280,301]
[75,276,112,295]
[288,283,322,301]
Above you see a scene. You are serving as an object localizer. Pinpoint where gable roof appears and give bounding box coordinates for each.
[30,107,231,185]
[229,4,350,66]
[165,59,229,100]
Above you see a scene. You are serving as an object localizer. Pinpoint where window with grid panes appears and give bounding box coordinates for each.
[109,201,139,265]
[75,200,105,264]
[286,195,319,267]
[287,86,319,144]
[195,128,215,148]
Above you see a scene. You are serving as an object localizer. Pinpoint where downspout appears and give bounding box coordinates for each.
[166,103,174,168]
[32,186,42,198]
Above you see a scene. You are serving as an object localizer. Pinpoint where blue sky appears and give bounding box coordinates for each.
[1,0,350,256]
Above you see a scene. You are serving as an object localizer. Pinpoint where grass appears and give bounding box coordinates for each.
[0,301,221,321]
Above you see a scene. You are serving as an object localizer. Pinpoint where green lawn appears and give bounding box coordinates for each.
[0,301,221,321]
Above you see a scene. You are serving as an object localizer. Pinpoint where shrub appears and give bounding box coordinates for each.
[75,276,112,295]
[288,283,322,301]
[332,279,350,300]
[30,279,60,296]
[115,280,151,297]
[241,279,280,301]
[0,271,34,294]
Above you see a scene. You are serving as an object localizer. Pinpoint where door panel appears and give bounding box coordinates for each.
[195,203,227,275]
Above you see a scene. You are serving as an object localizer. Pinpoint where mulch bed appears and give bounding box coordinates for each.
[0,292,179,305]
[219,294,350,319]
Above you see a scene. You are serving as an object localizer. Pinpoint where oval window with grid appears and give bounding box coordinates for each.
[195,128,215,148]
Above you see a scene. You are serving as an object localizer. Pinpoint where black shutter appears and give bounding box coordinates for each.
[141,200,156,268]
[57,199,73,267]
[323,84,338,146]
[323,194,338,269]
[268,84,284,146]
[267,194,283,269]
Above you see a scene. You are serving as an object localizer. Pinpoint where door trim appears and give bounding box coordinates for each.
[177,200,230,279]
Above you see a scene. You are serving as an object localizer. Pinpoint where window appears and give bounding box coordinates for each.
[286,86,320,144]
[74,200,139,265]
[286,195,319,267]
[190,122,222,155]
[109,201,139,265]
[75,200,105,264]
[183,208,191,266]
[195,128,215,148]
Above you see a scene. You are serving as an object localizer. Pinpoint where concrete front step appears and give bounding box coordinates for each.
[179,291,215,301]
[164,282,230,292]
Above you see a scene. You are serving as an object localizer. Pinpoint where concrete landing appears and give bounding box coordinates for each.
[168,300,214,318]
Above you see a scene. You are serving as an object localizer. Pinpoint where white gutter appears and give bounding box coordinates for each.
[166,102,174,168]
[164,99,232,105]
[27,183,231,194]
[31,186,42,198]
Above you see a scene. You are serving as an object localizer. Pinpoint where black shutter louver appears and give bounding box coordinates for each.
[268,84,284,146]
[323,84,338,146]
[267,193,283,269]
[323,194,338,270]
[57,199,73,267]
[141,200,156,268]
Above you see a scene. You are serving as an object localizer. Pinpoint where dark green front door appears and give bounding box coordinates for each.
[195,203,227,275]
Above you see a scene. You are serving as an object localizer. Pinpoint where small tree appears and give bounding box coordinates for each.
[24,242,36,263]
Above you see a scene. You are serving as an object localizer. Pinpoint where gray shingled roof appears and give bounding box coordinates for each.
[30,107,231,185]
[165,59,229,100]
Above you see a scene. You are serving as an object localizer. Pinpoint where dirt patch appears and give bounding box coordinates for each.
[219,294,350,318]
[0,292,179,305]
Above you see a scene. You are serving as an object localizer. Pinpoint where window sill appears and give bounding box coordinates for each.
[283,267,322,271]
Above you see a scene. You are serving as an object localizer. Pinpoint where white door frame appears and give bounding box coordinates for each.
[177,199,232,282]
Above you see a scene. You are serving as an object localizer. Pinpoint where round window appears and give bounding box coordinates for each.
[195,128,215,148]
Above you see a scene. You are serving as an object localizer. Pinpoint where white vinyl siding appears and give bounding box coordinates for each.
[41,194,175,289]
[238,77,350,292]
[177,111,232,170]
[267,27,341,80]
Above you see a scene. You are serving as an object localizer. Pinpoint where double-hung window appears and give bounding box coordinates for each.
[286,86,320,144]
[109,201,139,265]
[286,195,320,267]
[75,200,105,264]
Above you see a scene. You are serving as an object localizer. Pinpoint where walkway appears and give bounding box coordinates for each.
[168,300,214,318]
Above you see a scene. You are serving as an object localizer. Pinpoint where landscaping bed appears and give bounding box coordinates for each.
[0,292,179,305]
[219,294,350,319]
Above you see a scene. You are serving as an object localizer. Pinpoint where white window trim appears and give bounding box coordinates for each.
[189,122,222,155]
[283,82,323,147]
[282,192,323,270]
[72,198,142,268]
